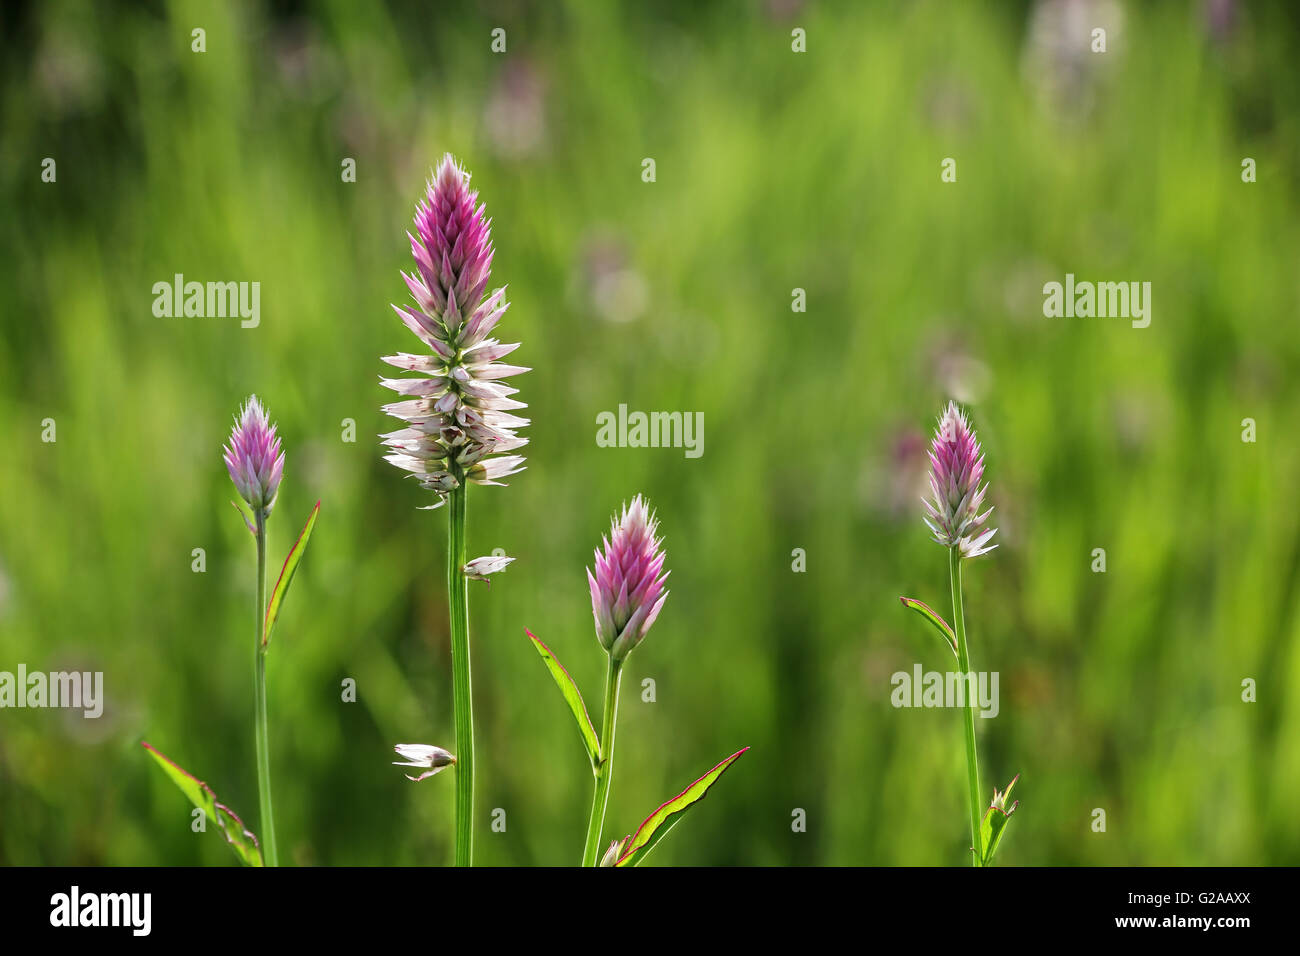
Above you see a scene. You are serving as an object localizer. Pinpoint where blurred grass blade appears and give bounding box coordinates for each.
[616,746,749,866]
[899,596,958,659]
[141,741,263,866]
[525,629,600,769]
[264,500,320,647]
[979,773,1020,866]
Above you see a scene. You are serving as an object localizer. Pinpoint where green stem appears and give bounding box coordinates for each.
[447,482,474,867]
[254,512,279,867]
[581,656,623,866]
[949,546,983,867]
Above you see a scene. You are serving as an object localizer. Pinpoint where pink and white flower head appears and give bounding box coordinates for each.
[924,401,998,559]
[223,396,285,517]
[588,495,670,662]
[392,743,456,783]
[381,154,528,508]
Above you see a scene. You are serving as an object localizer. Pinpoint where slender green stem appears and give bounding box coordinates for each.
[949,546,983,867]
[447,482,474,867]
[581,656,623,866]
[254,512,279,867]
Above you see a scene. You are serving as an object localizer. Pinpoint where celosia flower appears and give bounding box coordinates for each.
[923,401,998,558]
[463,554,514,583]
[587,495,670,662]
[223,396,285,517]
[392,743,456,783]
[381,154,529,507]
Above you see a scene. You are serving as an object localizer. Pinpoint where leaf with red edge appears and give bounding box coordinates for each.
[899,595,958,659]
[264,500,320,647]
[615,747,749,866]
[141,741,263,866]
[525,629,600,770]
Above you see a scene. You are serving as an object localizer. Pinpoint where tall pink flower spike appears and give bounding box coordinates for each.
[380,154,529,508]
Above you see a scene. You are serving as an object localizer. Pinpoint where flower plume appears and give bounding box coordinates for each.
[588,495,670,661]
[223,395,284,516]
[381,154,528,507]
[923,401,997,559]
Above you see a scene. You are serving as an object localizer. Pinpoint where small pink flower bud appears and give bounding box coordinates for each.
[923,401,998,559]
[587,496,670,662]
[222,396,284,517]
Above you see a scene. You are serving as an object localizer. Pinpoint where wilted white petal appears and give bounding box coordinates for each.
[392,743,455,781]
[463,554,515,582]
[469,363,530,380]
[380,376,448,397]
[381,352,445,373]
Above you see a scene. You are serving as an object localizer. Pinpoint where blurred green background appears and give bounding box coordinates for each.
[2,0,1298,866]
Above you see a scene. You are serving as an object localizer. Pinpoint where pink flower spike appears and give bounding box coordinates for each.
[222,395,284,518]
[381,155,527,507]
[924,401,998,559]
[588,495,671,662]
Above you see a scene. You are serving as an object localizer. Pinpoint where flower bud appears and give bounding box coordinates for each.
[222,396,284,517]
[587,495,670,662]
[923,401,998,559]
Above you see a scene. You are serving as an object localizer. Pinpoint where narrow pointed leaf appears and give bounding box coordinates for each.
[980,773,1020,866]
[525,629,600,770]
[899,595,958,659]
[141,742,263,867]
[230,499,256,536]
[264,500,320,647]
[616,747,749,866]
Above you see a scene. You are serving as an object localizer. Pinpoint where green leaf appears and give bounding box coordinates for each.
[264,500,320,647]
[525,629,600,770]
[899,596,958,659]
[980,773,1020,866]
[141,741,263,866]
[616,747,749,867]
[230,499,255,536]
